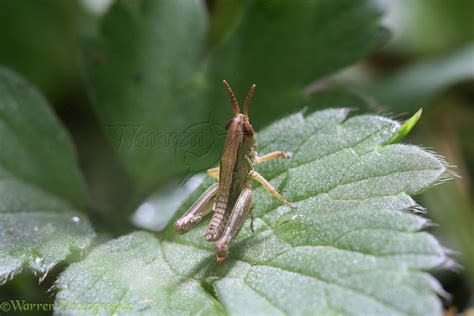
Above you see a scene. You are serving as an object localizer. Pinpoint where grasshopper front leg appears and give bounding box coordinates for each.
[207,167,220,180]
[215,188,253,263]
[250,170,295,208]
[207,149,291,179]
[254,151,292,164]
[175,183,219,234]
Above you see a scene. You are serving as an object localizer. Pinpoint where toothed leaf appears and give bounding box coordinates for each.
[55,109,448,315]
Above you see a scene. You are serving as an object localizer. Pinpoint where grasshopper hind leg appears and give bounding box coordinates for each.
[215,189,253,263]
[175,183,218,234]
[203,199,228,241]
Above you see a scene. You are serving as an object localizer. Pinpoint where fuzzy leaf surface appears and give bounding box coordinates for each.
[56,109,447,315]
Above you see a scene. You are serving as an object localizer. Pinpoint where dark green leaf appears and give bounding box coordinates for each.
[207,0,389,126]
[0,0,83,100]
[83,0,208,196]
[0,68,94,283]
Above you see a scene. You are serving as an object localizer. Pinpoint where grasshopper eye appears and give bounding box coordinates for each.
[242,121,254,136]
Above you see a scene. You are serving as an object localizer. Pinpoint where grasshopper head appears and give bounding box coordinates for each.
[224,114,254,137]
[222,80,256,137]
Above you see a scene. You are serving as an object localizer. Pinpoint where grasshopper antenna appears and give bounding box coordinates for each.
[223,80,240,114]
[243,84,256,120]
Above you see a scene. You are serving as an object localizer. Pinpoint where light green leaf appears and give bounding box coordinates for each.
[0,68,95,283]
[386,108,422,144]
[84,0,389,201]
[55,109,448,315]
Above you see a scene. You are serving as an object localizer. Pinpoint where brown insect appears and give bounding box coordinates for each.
[175,80,294,263]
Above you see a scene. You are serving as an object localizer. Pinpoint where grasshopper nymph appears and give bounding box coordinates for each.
[175,80,294,263]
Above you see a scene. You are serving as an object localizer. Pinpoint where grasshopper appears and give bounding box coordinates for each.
[175,80,294,263]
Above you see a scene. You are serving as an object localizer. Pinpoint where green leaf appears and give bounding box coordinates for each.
[83,0,209,196]
[383,0,474,55]
[0,0,83,100]
[386,108,422,144]
[84,0,388,200]
[0,68,95,283]
[366,44,474,112]
[207,0,389,126]
[56,232,224,315]
[55,109,448,315]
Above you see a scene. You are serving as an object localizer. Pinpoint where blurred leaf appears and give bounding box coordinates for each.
[84,0,389,203]
[207,0,243,47]
[424,181,474,286]
[382,0,474,56]
[207,0,388,126]
[0,0,83,101]
[56,109,447,315]
[0,68,94,283]
[418,104,474,286]
[367,44,474,112]
[83,0,209,198]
